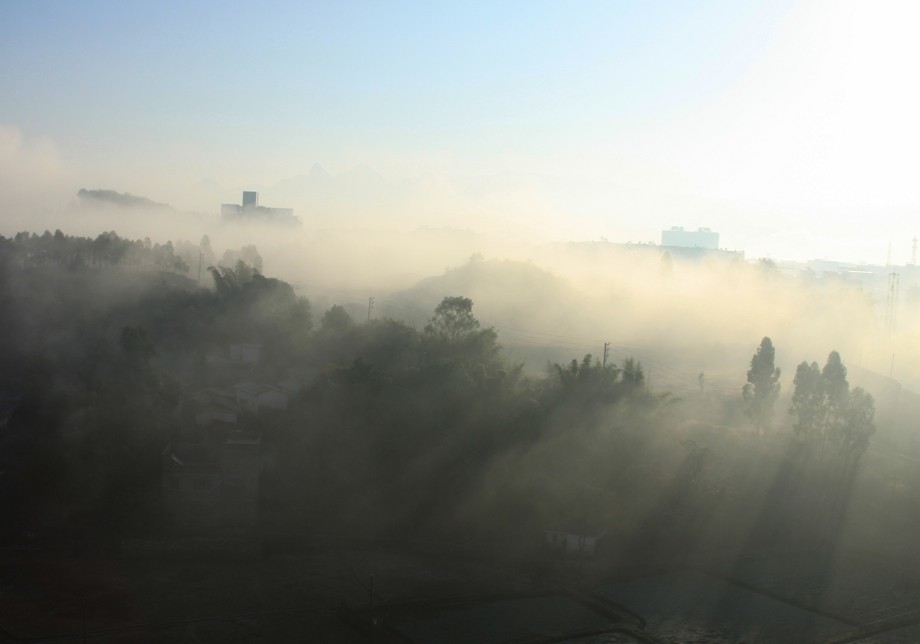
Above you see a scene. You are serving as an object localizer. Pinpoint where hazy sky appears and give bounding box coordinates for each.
[2,0,919,262]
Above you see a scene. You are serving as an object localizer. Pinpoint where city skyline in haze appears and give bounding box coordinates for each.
[2,0,919,264]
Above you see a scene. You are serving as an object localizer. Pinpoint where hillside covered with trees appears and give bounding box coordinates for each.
[0,229,917,571]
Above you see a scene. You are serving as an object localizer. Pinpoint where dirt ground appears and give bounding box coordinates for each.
[4,546,920,643]
[0,546,540,643]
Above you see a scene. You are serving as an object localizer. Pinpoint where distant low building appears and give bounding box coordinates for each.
[220,191,300,226]
[544,528,605,557]
[162,433,261,531]
[229,343,261,365]
[206,343,263,369]
[276,377,305,398]
[661,226,719,250]
[182,388,240,426]
[658,226,744,263]
[234,382,289,413]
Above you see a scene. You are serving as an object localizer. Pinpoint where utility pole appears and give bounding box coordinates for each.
[886,273,899,334]
[367,297,375,323]
[603,342,609,368]
[913,237,918,266]
[196,251,203,289]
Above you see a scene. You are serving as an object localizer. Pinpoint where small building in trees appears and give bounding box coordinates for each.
[276,377,305,398]
[182,388,240,426]
[195,400,239,426]
[234,382,289,412]
[543,527,606,557]
[229,343,261,365]
[161,432,261,531]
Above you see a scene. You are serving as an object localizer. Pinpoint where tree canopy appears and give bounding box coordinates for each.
[742,336,781,433]
[424,296,481,341]
[790,350,875,464]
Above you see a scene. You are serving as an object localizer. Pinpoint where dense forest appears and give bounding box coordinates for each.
[0,230,915,569]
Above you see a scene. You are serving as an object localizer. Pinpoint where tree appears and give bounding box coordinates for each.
[421,296,505,388]
[790,351,864,451]
[839,387,875,464]
[790,361,823,438]
[221,245,263,273]
[199,234,216,266]
[425,296,481,342]
[208,261,256,296]
[811,350,850,444]
[821,350,849,430]
[554,354,618,394]
[321,304,354,332]
[622,357,645,388]
[742,337,781,433]
[548,353,648,405]
[119,325,155,372]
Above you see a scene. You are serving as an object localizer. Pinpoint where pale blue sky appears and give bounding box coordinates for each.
[1,2,777,153]
[2,0,919,262]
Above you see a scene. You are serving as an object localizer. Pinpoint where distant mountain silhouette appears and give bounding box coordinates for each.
[77,189,173,211]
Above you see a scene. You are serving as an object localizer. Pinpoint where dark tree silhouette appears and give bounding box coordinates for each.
[743,337,781,434]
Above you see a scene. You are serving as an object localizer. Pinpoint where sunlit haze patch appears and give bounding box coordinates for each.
[1,1,918,262]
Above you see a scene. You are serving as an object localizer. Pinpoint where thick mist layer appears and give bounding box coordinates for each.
[3,221,920,642]
[8,194,912,395]
[7,2,920,639]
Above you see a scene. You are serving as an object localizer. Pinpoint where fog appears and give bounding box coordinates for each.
[2,178,920,642]
[7,189,916,427]
[44,191,909,385]
[8,0,920,637]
